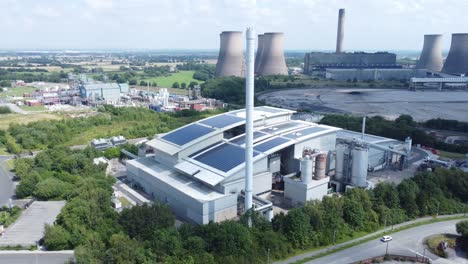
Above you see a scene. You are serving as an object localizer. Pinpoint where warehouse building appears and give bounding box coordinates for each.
[126,107,409,224]
[325,68,427,81]
[79,83,128,103]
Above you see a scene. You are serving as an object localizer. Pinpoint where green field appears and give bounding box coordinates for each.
[0,113,62,130]
[439,150,466,160]
[18,105,47,111]
[140,71,201,88]
[0,86,37,98]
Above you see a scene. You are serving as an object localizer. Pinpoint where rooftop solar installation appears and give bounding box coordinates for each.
[199,114,245,128]
[230,131,268,145]
[254,137,291,153]
[161,124,215,146]
[194,143,259,173]
[283,126,329,140]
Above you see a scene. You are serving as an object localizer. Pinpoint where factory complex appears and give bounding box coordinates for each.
[126,106,410,224]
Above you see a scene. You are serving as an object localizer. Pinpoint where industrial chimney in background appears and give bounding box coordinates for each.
[215,31,245,77]
[442,33,468,75]
[257,32,288,75]
[416,34,443,72]
[336,8,345,53]
[254,34,265,74]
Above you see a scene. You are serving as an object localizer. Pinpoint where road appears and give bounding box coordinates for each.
[0,155,15,207]
[0,251,74,264]
[304,219,464,264]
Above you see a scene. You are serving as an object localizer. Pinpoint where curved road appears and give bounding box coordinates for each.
[0,156,15,207]
[305,219,465,264]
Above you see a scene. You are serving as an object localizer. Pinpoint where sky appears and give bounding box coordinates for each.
[0,0,467,51]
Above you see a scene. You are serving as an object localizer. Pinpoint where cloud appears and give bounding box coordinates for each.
[85,0,113,9]
[33,7,61,18]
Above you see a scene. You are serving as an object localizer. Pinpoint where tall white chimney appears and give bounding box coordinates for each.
[244,27,255,216]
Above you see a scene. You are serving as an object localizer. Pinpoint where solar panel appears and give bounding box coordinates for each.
[194,143,259,172]
[199,114,245,128]
[283,126,328,139]
[254,137,291,153]
[161,124,215,146]
[230,131,268,145]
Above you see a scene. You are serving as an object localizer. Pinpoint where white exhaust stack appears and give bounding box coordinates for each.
[244,27,255,216]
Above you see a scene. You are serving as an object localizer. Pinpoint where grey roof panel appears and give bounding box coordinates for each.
[283,126,328,139]
[199,114,245,128]
[161,124,215,146]
[230,131,268,145]
[261,122,308,134]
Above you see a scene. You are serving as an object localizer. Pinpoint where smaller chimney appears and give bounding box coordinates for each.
[336,8,345,53]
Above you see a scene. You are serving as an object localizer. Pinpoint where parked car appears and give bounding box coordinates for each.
[381,235,392,242]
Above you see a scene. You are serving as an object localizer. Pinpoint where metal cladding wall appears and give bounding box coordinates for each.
[255,34,265,74]
[416,34,443,72]
[336,9,345,53]
[442,33,468,75]
[258,32,288,76]
[215,31,245,77]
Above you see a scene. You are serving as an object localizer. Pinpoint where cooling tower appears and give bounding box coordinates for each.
[442,33,468,75]
[215,31,245,77]
[336,8,345,53]
[254,34,265,74]
[415,34,443,72]
[257,32,288,76]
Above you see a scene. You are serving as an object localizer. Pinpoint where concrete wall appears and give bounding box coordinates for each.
[325,68,427,81]
[284,177,330,206]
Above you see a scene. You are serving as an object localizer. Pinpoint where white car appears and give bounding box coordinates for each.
[381,235,392,242]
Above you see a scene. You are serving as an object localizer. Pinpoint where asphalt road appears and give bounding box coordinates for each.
[305,219,464,264]
[0,251,74,264]
[0,156,15,207]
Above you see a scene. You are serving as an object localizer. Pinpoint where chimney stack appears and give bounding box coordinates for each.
[215,31,245,77]
[336,8,345,53]
[442,33,468,75]
[416,34,443,72]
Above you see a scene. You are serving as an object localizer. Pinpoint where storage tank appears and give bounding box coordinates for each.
[313,154,327,180]
[351,147,368,187]
[301,155,313,184]
[335,144,346,181]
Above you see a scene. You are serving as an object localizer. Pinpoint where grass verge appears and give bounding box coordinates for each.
[18,105,47,111]
[5,159,15,170]
[288,216,468,264]
[438,150,466,160]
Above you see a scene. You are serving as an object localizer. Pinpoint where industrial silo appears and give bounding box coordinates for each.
[301,155,313,184]
[334,144,346,181]
[257,32,288,76]
[442,33,468,75]
[255,34,265,74]
[215,31,245,77]
[313,154,327,180]
[415,34,443,72]
[351,147,368,187]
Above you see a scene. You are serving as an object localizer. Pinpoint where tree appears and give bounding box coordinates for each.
[129,79,137,85]
[172,82,180,88]
[397,179,420,218]
[456,220,468,237]
[188,81,198,88]
[343,197,365,229]
[34,178,72,200]
[4,133,21,154]
[43,224,71,250]
[181,82,187,89]
[139,80,147,86]
[283,208,311,249]
[15,171,40,198]
[106,233,153,263]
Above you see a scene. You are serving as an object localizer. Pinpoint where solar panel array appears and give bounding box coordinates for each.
[162,124,215,146]
[199,114,245,128]
[254,137,291,153]
[194,143,259,172]
[261,122,308,134]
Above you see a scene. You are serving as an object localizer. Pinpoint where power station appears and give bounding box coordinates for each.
[215,31,245,77]
[442,33,468,75]
[415,34,443,72]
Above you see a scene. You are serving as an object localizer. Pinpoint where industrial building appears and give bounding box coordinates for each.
[126,106,410,224]
[79,83,128,103]
[325,68,426,81]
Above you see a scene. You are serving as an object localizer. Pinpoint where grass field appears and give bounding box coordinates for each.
[139,71,201,88]
[18,105,47,111]
[0,113,62,130]
[0,86,37,98]
[439,150,466,160]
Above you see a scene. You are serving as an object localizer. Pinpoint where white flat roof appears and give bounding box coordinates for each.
[128,157,227,202]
